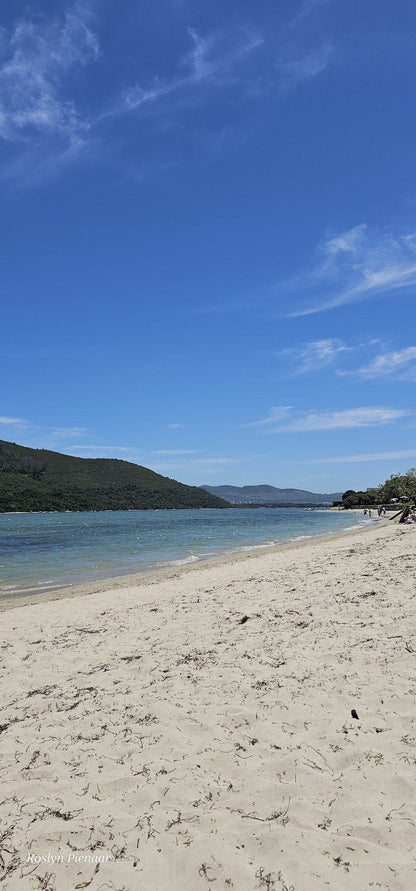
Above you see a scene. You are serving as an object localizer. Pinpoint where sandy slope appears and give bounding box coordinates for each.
[0,522,415,890]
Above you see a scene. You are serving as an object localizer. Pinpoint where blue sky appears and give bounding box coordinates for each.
[2,0,416,493]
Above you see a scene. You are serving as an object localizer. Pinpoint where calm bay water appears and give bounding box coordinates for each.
[0,507,375,600]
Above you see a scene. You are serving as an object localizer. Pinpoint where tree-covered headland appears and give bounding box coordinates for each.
[0,440,229,512]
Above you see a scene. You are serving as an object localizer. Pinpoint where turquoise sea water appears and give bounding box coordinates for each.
[0,507,377,600]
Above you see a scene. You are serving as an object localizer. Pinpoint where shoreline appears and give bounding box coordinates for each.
[1,519,415,889]
[0,515,384,612]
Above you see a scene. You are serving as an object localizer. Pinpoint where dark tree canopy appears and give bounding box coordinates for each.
[0,440,229,513]
[339,469,416,508]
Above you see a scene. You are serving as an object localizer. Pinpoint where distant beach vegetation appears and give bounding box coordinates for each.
[335,468,416,508]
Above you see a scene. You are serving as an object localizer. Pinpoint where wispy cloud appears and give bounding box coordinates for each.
[152,449,199,456]
[167,423,185,429]
[283,0,333,33]
[282,224,416,316]
[0,416,94,445]
[349,346,416,380]
[64,444,135,454]
[0,414,141,458]
[50,426,89,439]
[244,405,409,433]
[0,3,98,145]
[119,27,264,117]
[278,336,416,380]
[304,449,416,464]
[241,406,293,428]
[277,41,333,90]
[278,338,351,373]
[0,2,336,184]
[150,454,266,473]
[0,416,26,426]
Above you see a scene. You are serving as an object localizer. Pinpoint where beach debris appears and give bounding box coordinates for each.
[333,855,351,871]
[26,685,57,698]
[239,615,249,624]
[35,872,55,890]
[198,862,216,882]
[75,627,102,634]
[75,863,100,888]
[0,826,20,884]
[0,721,14,734]
[30,806,82,823]
[23,750,51,772]
[255,867,276,890]
[351,709,359,720]
[241,799,290,824]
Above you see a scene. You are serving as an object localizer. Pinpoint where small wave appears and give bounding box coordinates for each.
[236,540,279,551]
[150,554,202,568]
[1,581,65,597]
[171,555,200,565]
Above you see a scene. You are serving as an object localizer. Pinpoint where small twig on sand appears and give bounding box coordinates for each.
[241,799,290,822]
[75,863,100,888]
[75,628,101,634]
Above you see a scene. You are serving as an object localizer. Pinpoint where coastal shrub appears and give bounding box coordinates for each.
[340,469,416,508]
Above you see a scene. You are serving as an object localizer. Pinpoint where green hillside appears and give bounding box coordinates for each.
[0,440,229,512]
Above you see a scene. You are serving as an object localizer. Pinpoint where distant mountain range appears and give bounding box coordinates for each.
[0,440,228,512]
[200,484,342,505]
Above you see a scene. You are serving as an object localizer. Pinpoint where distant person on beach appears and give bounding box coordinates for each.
[363,508,368,516]
[404,510,416,524]
[368,509,372,517]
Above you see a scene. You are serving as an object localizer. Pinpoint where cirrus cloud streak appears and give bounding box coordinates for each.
[244,405,410,433]
[281,224,416,316]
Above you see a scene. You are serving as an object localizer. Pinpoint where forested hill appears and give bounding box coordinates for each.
[0,440,229,512]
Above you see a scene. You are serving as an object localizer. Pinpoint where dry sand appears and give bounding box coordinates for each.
[0,521,415,890]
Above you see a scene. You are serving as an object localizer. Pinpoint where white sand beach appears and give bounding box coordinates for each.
[1,520,415,890]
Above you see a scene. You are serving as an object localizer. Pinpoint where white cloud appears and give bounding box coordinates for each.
[100,19,334,140]
[351,347,416,380]
[278,42,333,89]
[283,0,332,32]
[279,337,416,380]
[152,449,199,456]
[245,406,409,433]
[0,3,98,144]
[152,457,241,468]
[325,223,367,256]
[0,5,335,183]
[305,449,416,464]
[0,416,26,425]
[167,423,185,429]
[150,454,266,473]
[51,426,89,439]
[282,224,416,316]
[65,445,134,453]
[0,415,138,457]
[241,406,292,428]
[120,28,263,115]
[279,338,350,373]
